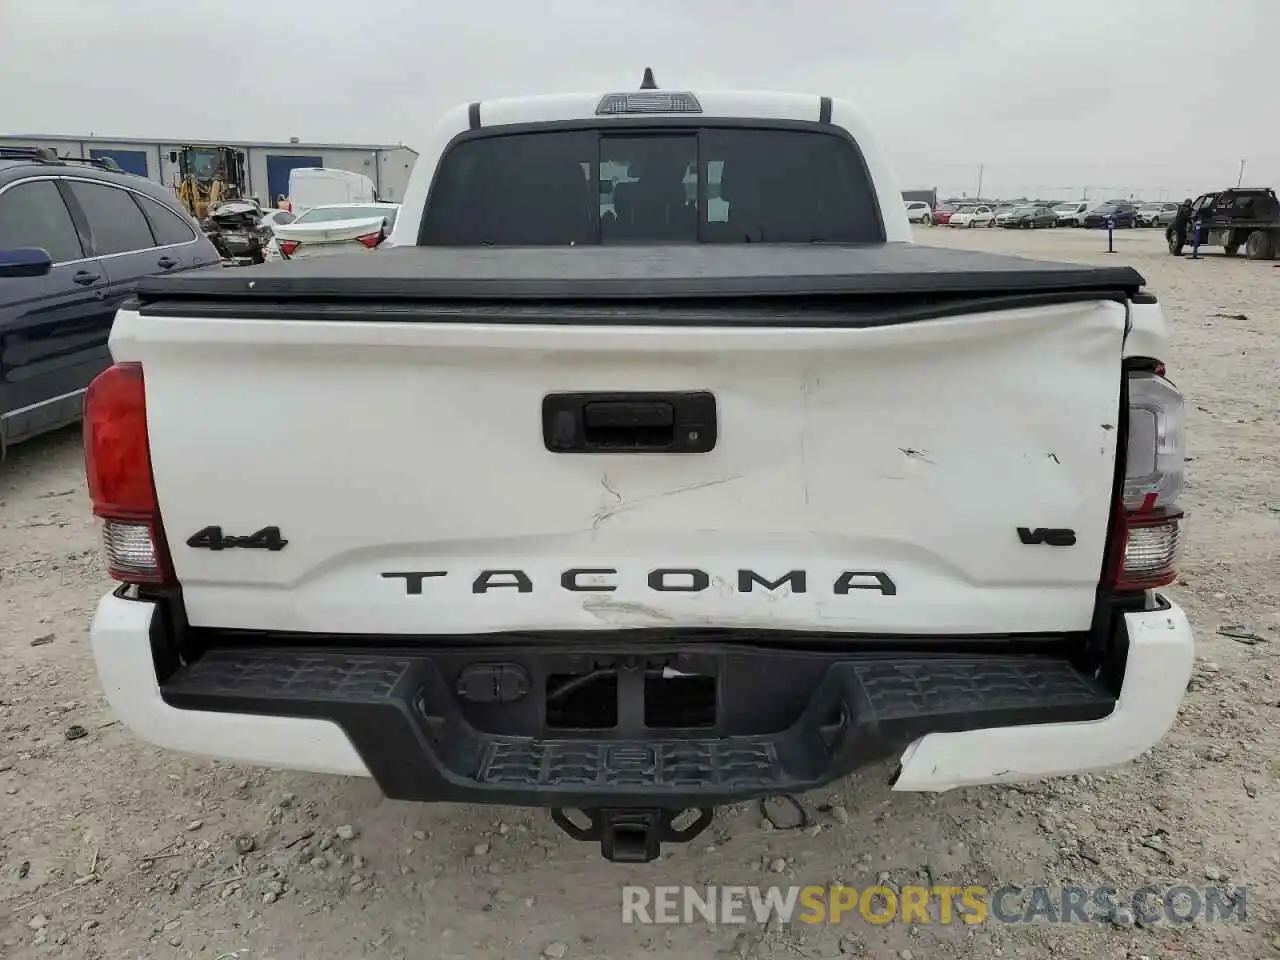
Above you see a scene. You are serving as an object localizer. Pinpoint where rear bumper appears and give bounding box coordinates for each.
[90,592,1193,803]
[894,600,1193,790]
[92,592,368,777]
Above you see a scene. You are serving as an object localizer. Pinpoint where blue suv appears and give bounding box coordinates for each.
[0,147,219,458]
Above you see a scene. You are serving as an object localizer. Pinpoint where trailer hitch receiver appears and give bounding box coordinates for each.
[551,807,714,863]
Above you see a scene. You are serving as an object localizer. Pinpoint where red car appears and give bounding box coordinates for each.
[931,203,958,225]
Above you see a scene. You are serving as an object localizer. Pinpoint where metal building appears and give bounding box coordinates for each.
[0,134,419,205]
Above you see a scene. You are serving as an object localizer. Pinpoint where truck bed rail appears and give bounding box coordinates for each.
[134,243,1146,305]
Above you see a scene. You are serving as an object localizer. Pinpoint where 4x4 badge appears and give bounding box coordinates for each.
[186,525,288,551]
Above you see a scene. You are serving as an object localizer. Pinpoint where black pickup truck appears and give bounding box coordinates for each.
[1167,187,1280,259]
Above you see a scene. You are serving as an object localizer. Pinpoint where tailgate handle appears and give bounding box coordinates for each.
[543,392,717,453]
[584,401,674,447]
[585,400,673,428]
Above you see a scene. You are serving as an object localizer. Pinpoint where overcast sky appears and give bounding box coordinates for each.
[2,0,1277,200]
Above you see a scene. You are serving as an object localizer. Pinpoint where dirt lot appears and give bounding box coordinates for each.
[1,225,1278,959]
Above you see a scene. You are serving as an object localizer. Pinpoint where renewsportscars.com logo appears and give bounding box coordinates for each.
[621,884,1247,926]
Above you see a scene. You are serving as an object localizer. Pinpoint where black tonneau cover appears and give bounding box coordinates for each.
[135,243,1145,304]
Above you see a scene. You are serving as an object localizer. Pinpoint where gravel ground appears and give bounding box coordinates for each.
[1,226,1278,959]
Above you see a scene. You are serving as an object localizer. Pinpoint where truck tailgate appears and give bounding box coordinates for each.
[111,294,1125,636]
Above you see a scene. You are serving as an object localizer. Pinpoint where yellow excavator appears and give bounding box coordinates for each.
[171,145,249,220]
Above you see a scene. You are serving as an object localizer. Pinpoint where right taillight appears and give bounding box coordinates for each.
[83,362,173,585]
[278,239,300,258]
[1123,370,1184,511]
[1110,366,1185,591]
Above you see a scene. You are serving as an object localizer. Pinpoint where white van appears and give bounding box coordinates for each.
[285,168,377,217]
[1052,200,1091,227]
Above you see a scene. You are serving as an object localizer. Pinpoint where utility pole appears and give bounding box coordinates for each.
[975,164,984,201]
[1237,159,1247,187]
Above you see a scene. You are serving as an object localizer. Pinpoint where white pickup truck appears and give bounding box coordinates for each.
[85,75,1193,863]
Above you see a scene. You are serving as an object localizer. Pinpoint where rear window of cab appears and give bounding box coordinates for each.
[419,126,884,246]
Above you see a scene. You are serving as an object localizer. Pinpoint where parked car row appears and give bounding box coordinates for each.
[933,202,1057,229]
[912,181,1277,260]
[918,198,1181,229]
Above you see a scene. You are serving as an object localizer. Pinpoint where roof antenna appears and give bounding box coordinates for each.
[640,67,658,90]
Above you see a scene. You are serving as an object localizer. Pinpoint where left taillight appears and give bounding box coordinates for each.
[83,362,173,585]
[1108,365,1185,592]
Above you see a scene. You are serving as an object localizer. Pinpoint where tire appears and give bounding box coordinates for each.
[967,220,974,229]
[1167,230,1185,256]
[1245,230,1275,260]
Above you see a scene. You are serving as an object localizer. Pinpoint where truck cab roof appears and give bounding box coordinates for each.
[469,88,826,126]
[389,83,912,247]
